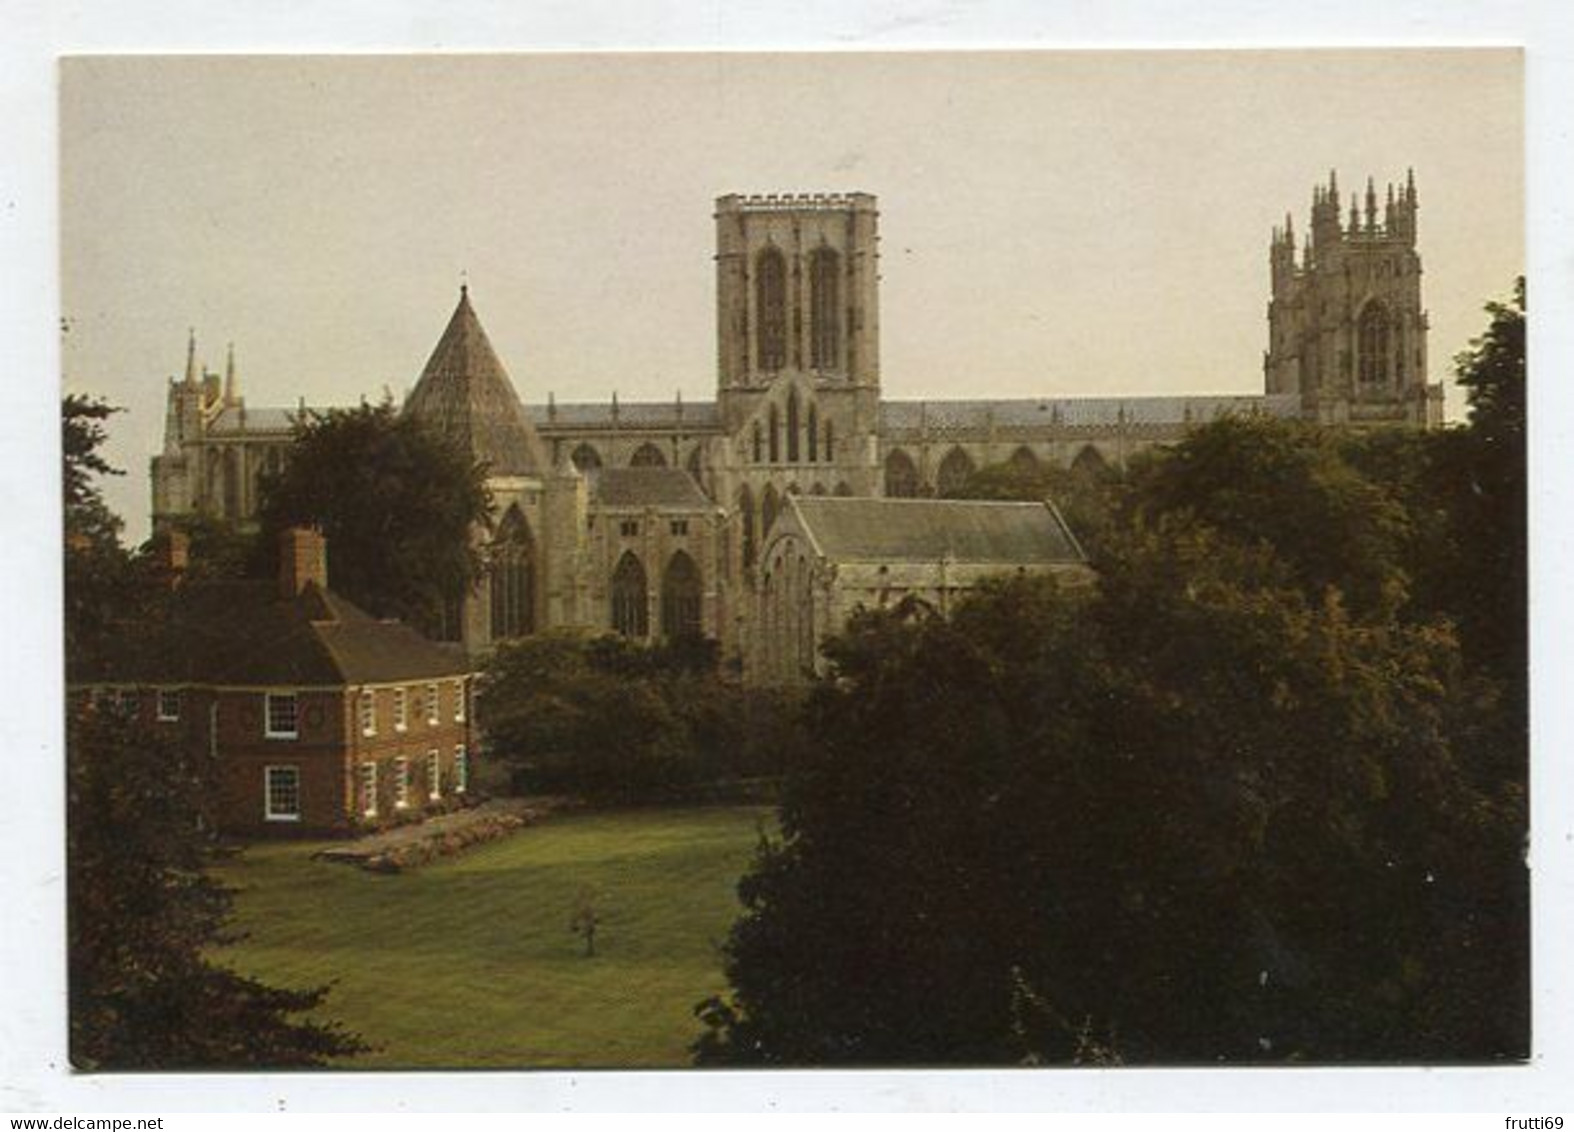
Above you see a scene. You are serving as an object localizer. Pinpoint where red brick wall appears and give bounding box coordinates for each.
[346,678,476,830]
[209,688,354,837]
[75,678,476,839]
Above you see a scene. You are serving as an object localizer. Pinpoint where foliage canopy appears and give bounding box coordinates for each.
[255,400,492,632]
[696,281,1528,1065]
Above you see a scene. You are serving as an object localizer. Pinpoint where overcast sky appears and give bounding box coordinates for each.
[60,50,1523,542]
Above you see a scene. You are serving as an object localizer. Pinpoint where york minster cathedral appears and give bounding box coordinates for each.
[150,176,1440,682]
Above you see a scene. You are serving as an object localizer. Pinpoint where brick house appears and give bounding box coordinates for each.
[70,529,477,837]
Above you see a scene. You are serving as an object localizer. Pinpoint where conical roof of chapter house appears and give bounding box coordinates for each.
[403,286,549,476]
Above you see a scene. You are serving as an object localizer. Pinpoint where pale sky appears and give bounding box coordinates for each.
[60,50,1523,542]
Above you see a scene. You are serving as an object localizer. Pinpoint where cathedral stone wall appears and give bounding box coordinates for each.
[149,178,1442,682]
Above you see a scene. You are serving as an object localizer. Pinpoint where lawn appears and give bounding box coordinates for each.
[211,804,772,1068]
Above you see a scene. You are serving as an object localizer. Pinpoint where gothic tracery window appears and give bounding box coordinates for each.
[1009,446,1039,473]
[490,505,536,641]
[936,447,976,497]
[630,442,667,468]
[762,483,780,538]
[787,390,801,463]
[570,443,603,473]
[756,248,787,372]
[884,449,920,498]
[1358,301,1392,385]
[1072,445,1108,477]
[738,484,757,569]
[807,404,819,462]
[611,551,649,639]
[660,551,703,640]
[769,404,781,463]
[810,248,840,370]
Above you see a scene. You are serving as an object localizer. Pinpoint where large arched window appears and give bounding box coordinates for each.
[660,551,703,640]
[768,403,781,464]
[787,390,801,463]
[611,551,649,639]
[1358,301,1391,385]
[807,404,819,462]
[885,449,920,498]
[738,484,757,569]
[630,442,667,468]
[490,505,536,640]
[570,443,603,473]
[1008,446,1040,473]
[756,247,787,372]
[1071,445,1108,477]
[810,248,841,370]
[936,447,976,497]
[762,483,780,537]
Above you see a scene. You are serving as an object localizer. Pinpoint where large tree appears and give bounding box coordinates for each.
[696,361,1531,1064]
[479,631,787,802]
[255,401,492,632]
[1122,416,1412,619]
[63,396,366,1068]
[63,396,134,667]
[68,709,367,1069]
[696,533,1526,1065]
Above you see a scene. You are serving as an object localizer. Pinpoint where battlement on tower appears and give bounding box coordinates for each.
[715,191,877,214]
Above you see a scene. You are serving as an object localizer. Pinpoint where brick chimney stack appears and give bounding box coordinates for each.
[279,527,328,597]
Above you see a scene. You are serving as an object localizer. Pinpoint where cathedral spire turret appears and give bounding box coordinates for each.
[223,342,240,407]
[184,328,198,387]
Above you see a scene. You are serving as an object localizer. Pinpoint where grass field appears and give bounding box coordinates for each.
[212,805,772,1068]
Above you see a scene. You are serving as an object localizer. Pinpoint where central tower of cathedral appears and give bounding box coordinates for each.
[714,192,881,428]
